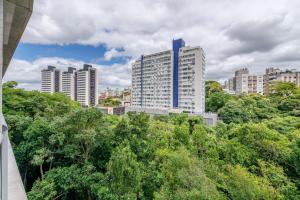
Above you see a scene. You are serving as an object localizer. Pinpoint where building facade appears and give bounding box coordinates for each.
[125,107,218,126]
[131,39,205,114]
[224,78,235,94]
[76,64,99,107]
[228,68,263,95]
[178,46,205,113]
[132,50,173,109]
[248,75,264,94]
[41,66,61,94]
[62,67,76,100]
[234,68,249,94]
[264,68,300,94]
[99,106,125,115]
[41,64,99,107]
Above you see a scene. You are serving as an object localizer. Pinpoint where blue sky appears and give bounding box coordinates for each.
[14,43,129,65]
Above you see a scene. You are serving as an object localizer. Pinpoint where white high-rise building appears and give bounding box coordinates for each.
[178,46,205,113]
[41,66,61,94]
[62,67,76,100]
[76,64,99,107]
[41,64,99,107]
[131,39,205,114]
[132,50,173,109]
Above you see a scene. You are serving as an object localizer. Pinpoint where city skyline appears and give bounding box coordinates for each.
[3,0,300,90]
[41,64,99,106]
[2,1,300,199]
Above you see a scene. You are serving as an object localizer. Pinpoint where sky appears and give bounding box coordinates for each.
[4,0,300,91]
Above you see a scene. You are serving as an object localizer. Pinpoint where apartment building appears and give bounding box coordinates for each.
[224,78,235,94]
[234,68,249,94]
[41,64,99,107]
[264,68,300,94]
[76,64,99,107]
[228,68,263,95]
[41,66,61,94]
[131,38,205,114]
[132,50,173,109]
[62,67,76,100]
[178,46,205,113]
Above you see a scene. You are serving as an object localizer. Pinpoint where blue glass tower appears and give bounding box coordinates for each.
[172,38,185,108]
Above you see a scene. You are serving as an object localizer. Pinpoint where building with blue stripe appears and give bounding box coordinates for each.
[131,39,205,114]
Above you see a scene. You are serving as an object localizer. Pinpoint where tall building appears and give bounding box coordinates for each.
[131,38,205,114]
[62,67,76,100]
[224,78,235,94]
[248,75,264,94]
[76,64,99,107]
[41,64,99,107]
[234,68,249,94]
[178,45,205,113]
[41,66,61,94]
[229,68,263,95]
[264,68,300,94]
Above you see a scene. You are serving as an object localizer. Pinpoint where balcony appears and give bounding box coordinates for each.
[1,0,34,199]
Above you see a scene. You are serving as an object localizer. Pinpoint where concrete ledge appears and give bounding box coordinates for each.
[3,0,33,76]
[125,107,218,126]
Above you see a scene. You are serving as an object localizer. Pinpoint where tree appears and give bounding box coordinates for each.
[206,92,233,112]
[23,119,55,177]
[218,100,252,124]
[3,81,18,88]
[269,82,300,97]
[154,147,222,200]
[190,124,219,160]
[52,108,112,165]
[258,160,300,199]
[221,165,279,200]
[112,118,130,147]
[107,142,142,199]
[231,123,291,164]
[218,95,278,124]
[205,81,223,97]
[218,139,255,166]
[28,165,105,200]
[291,139,300,177]
[101,97,122,107]
[170,113,188,126]
[3,83,300,199]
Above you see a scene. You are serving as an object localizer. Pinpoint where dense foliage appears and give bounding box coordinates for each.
[100,97,121,107]
[3,81,300,200]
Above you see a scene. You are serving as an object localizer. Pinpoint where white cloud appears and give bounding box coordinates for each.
[4,57,132,91]
[104,48,125,61]
[13,0,300,87]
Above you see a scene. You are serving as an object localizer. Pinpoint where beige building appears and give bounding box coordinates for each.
[229,68,263,95]
[264,68,300,94]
